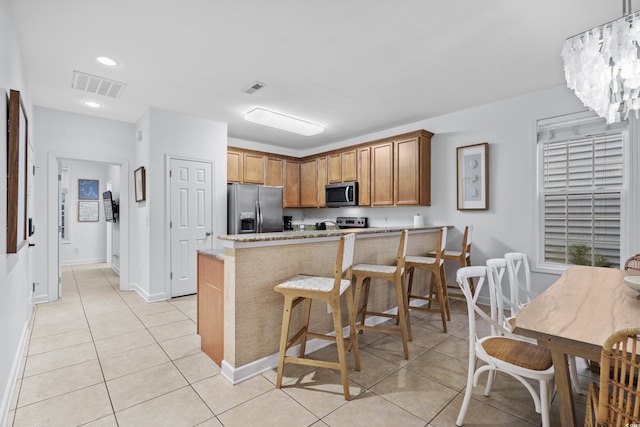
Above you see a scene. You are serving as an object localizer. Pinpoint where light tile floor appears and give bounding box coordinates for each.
[6,263,596,426]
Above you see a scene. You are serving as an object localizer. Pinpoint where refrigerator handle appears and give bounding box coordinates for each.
[256,200,262,233]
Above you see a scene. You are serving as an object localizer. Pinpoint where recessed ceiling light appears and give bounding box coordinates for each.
[83,100,102,108]
[96,56,118,66]
[244,108,324,136]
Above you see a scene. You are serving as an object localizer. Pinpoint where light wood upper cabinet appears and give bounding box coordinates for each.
[300,159,318,207]
[265,157,283,187]
[227,151,243,183]
[357,147,371,206]
[371,142,394,206]
[318,156,328,207]
[328,153,341,183]
[284,160,300,208]
[243,153,265,184]
[341,150,357,182]
[394,134,431,206]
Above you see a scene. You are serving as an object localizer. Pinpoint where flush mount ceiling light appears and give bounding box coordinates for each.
[244,108,324,136]
[83,100,102,108]
[96,56,118,66]
[562,0,640,123]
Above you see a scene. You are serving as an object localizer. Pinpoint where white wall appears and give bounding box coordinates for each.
[107,164,122,272]
[33,107,134,301]
[59,160,109,265]
[0,0,34,425]
[132,107,227,301]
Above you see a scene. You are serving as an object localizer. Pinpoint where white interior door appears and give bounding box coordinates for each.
[170,158,213,297]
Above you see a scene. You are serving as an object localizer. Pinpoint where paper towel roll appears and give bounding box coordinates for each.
[413,214,424,227]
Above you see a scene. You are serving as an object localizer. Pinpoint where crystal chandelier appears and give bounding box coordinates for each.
[562,0,640,123]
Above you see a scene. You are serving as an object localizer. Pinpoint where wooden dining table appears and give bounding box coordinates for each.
[514,265,640,427]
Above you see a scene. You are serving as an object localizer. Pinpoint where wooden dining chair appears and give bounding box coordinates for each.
[455,265,555,427]
[444,225,473,298]
[405,227,450,333]
[624,253,640,272]
[273,233,360,400]
[584,327,640,426]
[352,230,411,359]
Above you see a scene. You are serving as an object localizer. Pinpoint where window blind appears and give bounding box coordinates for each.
[539,117,624,268]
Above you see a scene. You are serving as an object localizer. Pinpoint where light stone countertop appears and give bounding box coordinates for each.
[218,225,447,244]
[197,248,224,260]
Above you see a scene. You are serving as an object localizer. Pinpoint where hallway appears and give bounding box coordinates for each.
[7,264,591,426]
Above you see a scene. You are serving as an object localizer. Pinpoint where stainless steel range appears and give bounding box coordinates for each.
[336,216,369,229]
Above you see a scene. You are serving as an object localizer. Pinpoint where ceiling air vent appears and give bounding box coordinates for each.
[72,71,126,98]
[244,81,265,95]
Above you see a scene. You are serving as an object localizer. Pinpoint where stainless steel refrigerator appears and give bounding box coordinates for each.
[227,183,283,234]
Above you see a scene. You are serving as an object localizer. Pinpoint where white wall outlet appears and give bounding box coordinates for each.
[74,247,80,253]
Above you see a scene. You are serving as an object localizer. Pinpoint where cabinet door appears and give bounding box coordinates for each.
[328,153,341,183]
[243,153,265,184]
[395,137,420,205]
[227,151,243,183]
[371,143,394,206]
[197,254,224,366]
[318,156,328,207]
[357,147,371,206]
[300,159,318,207]
[265,157,283,186]
[341,150,357,182]
[283,160,300,208]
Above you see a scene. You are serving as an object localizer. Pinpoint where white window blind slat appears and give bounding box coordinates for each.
[539,113,624,268]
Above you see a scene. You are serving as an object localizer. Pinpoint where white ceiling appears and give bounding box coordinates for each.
[9,1,622,150]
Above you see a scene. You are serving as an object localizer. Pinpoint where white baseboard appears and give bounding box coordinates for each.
[111,264,120,275]
[60,257,107,266]
[0,319,30,427]
[128,283,168,303]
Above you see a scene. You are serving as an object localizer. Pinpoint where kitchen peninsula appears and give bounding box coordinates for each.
[198,225,447,385]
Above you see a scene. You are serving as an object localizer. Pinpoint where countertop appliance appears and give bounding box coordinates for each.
[325,182,358,207]
[336,216,369,229]
[228,183,283,234]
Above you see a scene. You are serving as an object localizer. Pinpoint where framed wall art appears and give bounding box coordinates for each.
[78,201,99,222]
[135,166,146,202]
[456,142,489,210]
[78,179,99,200]
[6,89,29,253]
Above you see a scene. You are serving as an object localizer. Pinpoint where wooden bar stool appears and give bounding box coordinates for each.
[443,225,473,298]
[273,233,360,400]
[352,230,411,359]
[405,227,450,332]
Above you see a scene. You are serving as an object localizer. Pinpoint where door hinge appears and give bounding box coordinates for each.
[33,166,36,176]
[170,272,173,279]
[32,283,35,292]
[169,170,172,178]
[169,221,172,229]
[58,174,62,181]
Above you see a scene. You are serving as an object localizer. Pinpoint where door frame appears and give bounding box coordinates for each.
[164,154,215,298]
[47,152,130,300]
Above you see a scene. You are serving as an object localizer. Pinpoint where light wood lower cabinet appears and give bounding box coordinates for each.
[197,253,224,366]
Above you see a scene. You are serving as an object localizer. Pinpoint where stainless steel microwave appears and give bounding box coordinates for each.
[325,182,358,207]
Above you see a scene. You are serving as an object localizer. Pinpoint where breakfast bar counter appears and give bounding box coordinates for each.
[201,225,448,384]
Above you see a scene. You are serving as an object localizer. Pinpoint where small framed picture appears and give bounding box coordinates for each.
[78,179,99,200]
[456,143,489,210]
[78,201,99,222]
[135,166,146,202]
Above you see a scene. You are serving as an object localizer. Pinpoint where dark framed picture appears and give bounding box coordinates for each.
[456,142,489,210]
[78,201,99,222]
[135,166,146,202]
[78,179,99,200]
[6,89,28,253]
